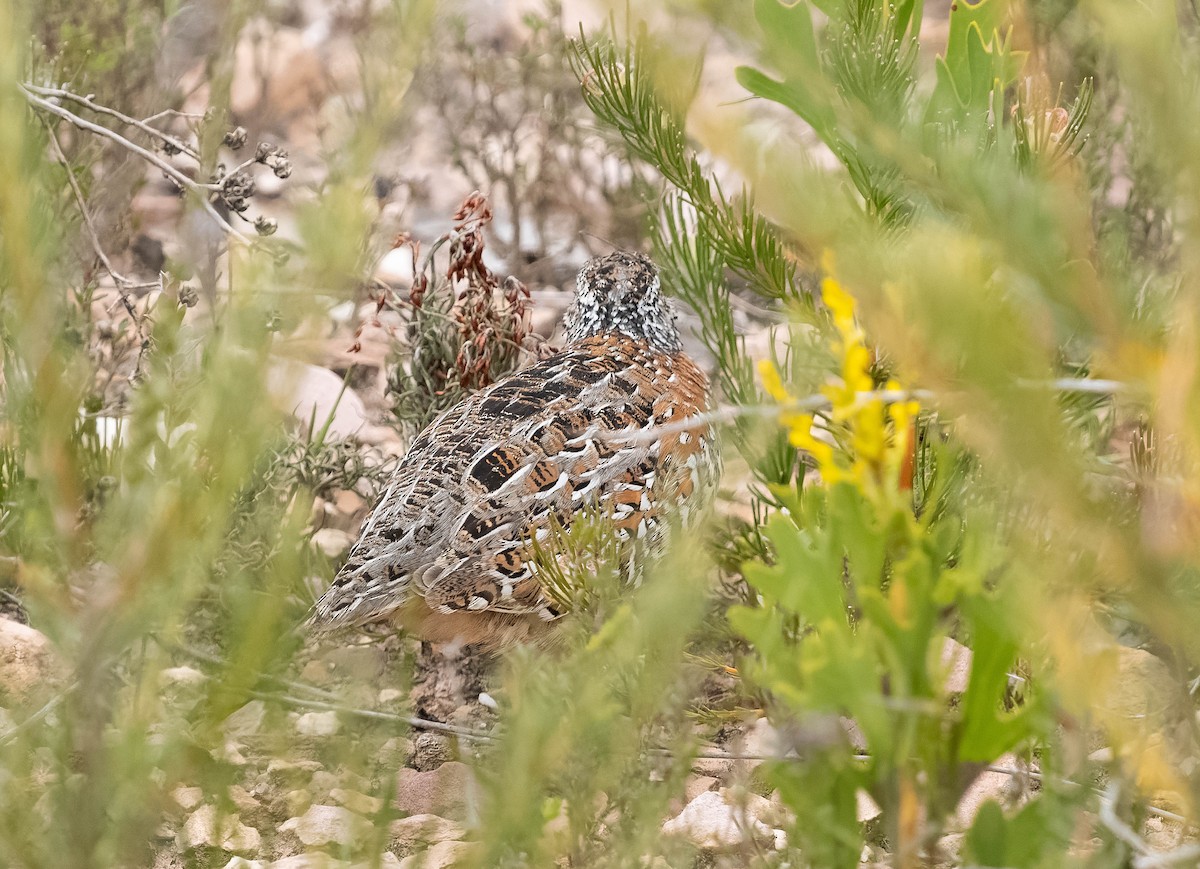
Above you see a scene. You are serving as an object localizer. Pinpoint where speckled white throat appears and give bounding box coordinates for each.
[563,250,682,354]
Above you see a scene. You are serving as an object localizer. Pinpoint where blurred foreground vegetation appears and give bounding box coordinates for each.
[2,0,1200,867]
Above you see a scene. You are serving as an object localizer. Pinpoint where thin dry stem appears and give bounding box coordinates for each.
[20,84,251,243]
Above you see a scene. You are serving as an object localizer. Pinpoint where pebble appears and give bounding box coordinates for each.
[182,805,262,853]
[856,788,882,822]
[380,736,416,764]
[941,637,973,694]
[398,841,478,869]
[689,751,732,781]
[266,358,369,441]
[267,758,323,788]
[172,786,204,812]
[159,666,207,687]
[684,775,719,802]
[1106,646,1180,725]
[375,247,416,287]
[409,732,452,772]
[330,787,383,816]
[954,753,1027,827]
[388,813,466,848]
[320,644,386,680]
[221,859,266,869]
[312,528,354,560]
[284,789,312,817]
[224,700,267,737]
[738,716,798,768]
[279,804,374,847]
[216,740,250,766]
[395,761,474,821]
[295,710,341,737]
[228,785,262,814]
[661,789,780,851]
[378,688,405,705]
[0,617,63,705]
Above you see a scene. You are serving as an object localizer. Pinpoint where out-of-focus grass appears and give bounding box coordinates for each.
[0,0,436,866]
[569,0,1200,862]
[4,0,1200,866]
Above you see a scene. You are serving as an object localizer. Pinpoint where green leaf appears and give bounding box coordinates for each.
[957,593,1029,761]
[736,0,838,141]
[752,0,821,83]
[742,514,848,622]
[966,797,1072,867]
[967,800,1009,865]
[926,0,1027,126]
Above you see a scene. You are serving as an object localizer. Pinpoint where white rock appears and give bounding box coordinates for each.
[378,688,404,704]
[266,854,352,869]
[1106,646,1178,724]
[388,813,466,847]
[295,710,341,737]
[221,859,266,869]
[182,805,261,853]
[160,666,207,687]
[955,753,1029,827]
[856,788,882,822]
[173,785,204,811]
[330,787,383,816]
[311,528,354,560]
[0,617,63,705]
[661,789,776,850]
[375,247,415,288]
[940,637,973,694]
[267,358,368,441]
[398,840,478,869]
[261,856,348,869]
[224,700,267,737]
[280,804,373,847]
[739,716,796,765]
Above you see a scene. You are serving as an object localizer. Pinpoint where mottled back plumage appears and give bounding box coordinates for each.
[309,251,718,648]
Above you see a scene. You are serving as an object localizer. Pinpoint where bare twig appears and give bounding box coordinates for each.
[0,684,75,746]
[20,84,251,244]
[140,108,206,125]
[1099,782,1150,855]
[726,291,787,324]
[608,377,1137,447]
[156,637,342,702]
[24,83,201,161]
[249,689,500,741]
[607,389,934,446]
[42,120,161,305]
[1134,844,1200,868]
[1018,377,1131,395]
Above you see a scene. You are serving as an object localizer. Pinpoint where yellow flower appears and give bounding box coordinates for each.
[821,273,858,332]
[757,358,790,404]
[756,257,920,496]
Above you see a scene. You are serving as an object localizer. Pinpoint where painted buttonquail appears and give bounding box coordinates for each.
[309,251,718,649]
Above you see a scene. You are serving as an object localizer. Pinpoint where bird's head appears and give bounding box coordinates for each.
[563,251,682,353]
